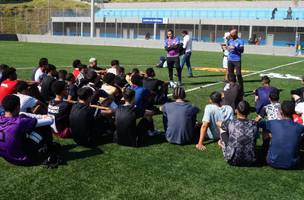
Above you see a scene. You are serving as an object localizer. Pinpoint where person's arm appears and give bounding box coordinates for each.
[238,40,245,53]
[183,35,189,49]
[196,121,209,150]
[20,112,54,127]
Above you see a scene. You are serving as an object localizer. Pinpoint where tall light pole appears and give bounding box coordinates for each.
[90,0,95,38]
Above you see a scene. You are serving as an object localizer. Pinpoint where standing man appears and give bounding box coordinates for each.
[164,29,182,87]
[227,29,244,92]
[180,30,193,78]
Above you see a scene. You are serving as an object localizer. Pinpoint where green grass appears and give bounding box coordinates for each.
[1,41,304,200]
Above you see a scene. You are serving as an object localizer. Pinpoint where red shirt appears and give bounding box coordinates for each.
[72,69,80,78]
[0,80,18,104]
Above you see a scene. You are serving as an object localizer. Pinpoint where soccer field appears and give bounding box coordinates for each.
[0,41,304,200]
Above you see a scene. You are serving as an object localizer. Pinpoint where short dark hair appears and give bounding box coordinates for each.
[77,87,93,101]
[16,81,29,93]
[3,67,17,80]
[173,87,186,100]
[131,74,143,86]
[66,73,75,82]
[103,73,116,84]
[52,81,67,95]
[39,58,48,67]
[85,70,97,82]
[269,89,280,101]
[261,76,270,84]
[46,64,56,73]
[0,64,9,71]
[281,101,295,118]
[182,30,188,35]
[237,101,250,116]
[111,60,119,66]
[167,29,174,35]
[117,66,125,75]
[146,68,155,78]
[227,73,237,83]
[2,95,20,112]
[72,59,82,68]
[210,91,222,104]
[123,88,135,102]
[78,64,87,70]
[58,70,67,80]
[132,68,139,74]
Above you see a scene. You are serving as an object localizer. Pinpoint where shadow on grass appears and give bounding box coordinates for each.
[62,145,104,162]
[184,81,218,86]
[192,74,223,78]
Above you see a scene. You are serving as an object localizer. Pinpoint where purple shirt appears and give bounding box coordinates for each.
[164,37,180,58]
[255,86,277,114]
[0,115,37,164]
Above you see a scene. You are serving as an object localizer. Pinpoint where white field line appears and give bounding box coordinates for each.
[15,60,304,95]
[172,59,304,95]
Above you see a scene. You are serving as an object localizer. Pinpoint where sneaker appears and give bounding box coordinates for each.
[169,81,177,88]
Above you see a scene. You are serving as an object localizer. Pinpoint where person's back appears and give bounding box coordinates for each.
[0,114,37,164]
[131,74,150,109]
[204,104,233,139]
[261,119,303,169]
[222,119,258,166]
[40,76,56,102]
[163,101,198,144]
[223,74,242,110]
[258,101,304,169]
[255,76,276,114]
[219,101,258,166]
[115,104,140,147]
[70,103,95,145]
[0,67,18,104]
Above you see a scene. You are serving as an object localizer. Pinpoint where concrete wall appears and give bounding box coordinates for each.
[17,34,296,57]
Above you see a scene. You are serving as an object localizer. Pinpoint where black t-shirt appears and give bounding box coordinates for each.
[115,105,144,147]
[40,76,56,103]
[68,84,78,101]
[143,78,164,93]
[291,87,304,100]
[69,103,97,146]
[223,83,243,111]
[48,100,71,130]
[114,75,128,88]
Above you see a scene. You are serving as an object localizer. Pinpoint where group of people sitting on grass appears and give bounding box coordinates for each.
[0,58,304,170]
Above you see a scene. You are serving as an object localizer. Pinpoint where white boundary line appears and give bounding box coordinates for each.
[181,59,304,94]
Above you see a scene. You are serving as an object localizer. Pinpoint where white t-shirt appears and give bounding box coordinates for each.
[107,67,117,75]
[183,34,192,53]
[15,94,38,112]
[34,68,44,82]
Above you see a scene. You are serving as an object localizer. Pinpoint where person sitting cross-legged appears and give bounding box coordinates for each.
[196,91,234,150]
[161,87,199,145]
[0,95,55,165]
[217,101,259,166]
[15,81,46,114]
[69,87,113,147]
[115,88,154,147]
[258,101,304,169]
[254,76,277,115]
[48,81,72,138]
